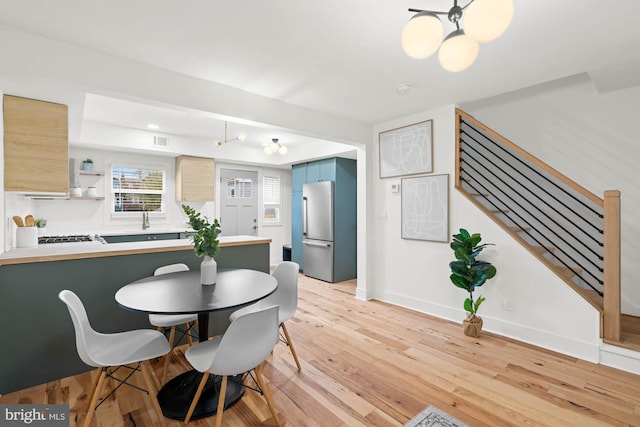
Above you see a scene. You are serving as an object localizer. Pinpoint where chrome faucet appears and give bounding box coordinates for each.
[142,209,150,230]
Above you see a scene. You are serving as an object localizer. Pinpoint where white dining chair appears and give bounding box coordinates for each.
[58,289,170,427]
[230,261,302,371]
[149,263,198,382]
[184,305,282,426]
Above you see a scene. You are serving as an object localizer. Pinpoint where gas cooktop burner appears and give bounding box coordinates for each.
[38,235,94,244]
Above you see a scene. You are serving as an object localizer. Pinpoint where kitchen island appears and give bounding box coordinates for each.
[0,235,271,394]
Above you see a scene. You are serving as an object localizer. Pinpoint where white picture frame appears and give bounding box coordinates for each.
[401,174,449,242]
[379,120,433,178]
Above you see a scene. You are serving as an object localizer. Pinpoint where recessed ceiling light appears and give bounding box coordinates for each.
[147,123,159,130]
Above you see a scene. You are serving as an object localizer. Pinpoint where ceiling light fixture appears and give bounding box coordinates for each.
[401,0,513,72]
[214,121,247,147]
[264,138,288,155]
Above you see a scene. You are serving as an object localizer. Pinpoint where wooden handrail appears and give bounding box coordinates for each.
[456,109,604,207]
[603,190,621,342]
[456,108,622,342]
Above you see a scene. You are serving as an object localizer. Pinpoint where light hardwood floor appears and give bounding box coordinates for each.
[2,274,640,426]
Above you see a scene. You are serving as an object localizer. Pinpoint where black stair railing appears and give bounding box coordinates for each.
[455,109,621,342]
[457,109,612,294]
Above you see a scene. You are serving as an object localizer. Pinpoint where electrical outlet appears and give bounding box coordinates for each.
[503,298,514,311]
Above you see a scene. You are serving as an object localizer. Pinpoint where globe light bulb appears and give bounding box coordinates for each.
[401,11,444,59]
[464,0,514,43]
[438,29,479,72]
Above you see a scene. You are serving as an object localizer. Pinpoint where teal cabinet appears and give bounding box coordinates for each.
[305,158,336,183]
[291,157,356,281]
[292,164,307,192]
[291,189,303,268]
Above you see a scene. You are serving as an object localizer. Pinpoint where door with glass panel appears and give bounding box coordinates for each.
[220,168,258,236]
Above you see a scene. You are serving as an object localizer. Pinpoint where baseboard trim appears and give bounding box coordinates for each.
[599,342,640,375]
[374,290,601,364]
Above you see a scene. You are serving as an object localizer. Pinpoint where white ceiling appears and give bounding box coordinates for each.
[0,0,639,161]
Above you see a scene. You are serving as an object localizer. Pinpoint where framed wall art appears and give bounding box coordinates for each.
[401,174,449,242]
[379,119,433,178]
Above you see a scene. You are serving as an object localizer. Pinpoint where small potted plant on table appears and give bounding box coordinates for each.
[182,205,222,285]
[449,228,497,337]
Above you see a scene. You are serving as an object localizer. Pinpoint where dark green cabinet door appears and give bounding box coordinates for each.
[104,233,181,243]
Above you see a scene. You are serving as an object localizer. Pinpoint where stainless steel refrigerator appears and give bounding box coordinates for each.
[302,181,334,282]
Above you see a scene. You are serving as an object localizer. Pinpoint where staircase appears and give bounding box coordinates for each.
[455,109,640,353]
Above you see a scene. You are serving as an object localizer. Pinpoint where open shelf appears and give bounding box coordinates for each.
[69,196,104,200]
[79,170,104,176]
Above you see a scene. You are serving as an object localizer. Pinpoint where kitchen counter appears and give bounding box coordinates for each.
[0,235,271,265]
[0,234,272,394]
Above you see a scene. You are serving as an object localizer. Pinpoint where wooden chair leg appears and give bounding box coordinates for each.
[141,360,166,427]
[185,372,209,424]
[185,323,194,346]
[167,326,176,349]
[281,322,301,371]
[84,367,103,414]
[82,369,106,427]
[255,364,281,427]
[161,348,172,386]
[215,375,228,427]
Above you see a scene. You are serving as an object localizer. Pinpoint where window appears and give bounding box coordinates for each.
[263,175,281,225]
[111,165,165,213]
[226,177,253,198]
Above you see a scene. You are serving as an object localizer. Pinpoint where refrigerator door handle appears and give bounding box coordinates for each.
[302,196,308,237]
[303,240,332,248]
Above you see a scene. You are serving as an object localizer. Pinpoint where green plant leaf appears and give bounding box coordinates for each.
[474,296,486,313]
[464,297,474,314]
[450,274,471,291]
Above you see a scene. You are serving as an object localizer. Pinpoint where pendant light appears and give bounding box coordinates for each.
[264,138,288,155]
[401,0,513,72]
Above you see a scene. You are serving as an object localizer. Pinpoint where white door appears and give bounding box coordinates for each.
[220,168,258,236]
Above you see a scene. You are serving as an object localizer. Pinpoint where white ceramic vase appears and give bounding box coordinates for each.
[201,255,217,285]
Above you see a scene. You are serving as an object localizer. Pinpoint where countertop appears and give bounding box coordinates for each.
[0,235,271,265]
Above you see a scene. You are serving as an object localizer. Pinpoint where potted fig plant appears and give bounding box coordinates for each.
[182,205,222,285]
[449,228,497,337]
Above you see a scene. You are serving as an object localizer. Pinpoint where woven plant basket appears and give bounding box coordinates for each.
[463,314,483,337]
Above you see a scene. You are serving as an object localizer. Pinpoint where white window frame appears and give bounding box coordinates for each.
[262,174,282,226]
[111,164,166,216]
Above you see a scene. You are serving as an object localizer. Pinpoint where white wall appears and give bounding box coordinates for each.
[5,148,208,238]
[3,147,292,265]
[461,74,640,315]
[369,104,601,363]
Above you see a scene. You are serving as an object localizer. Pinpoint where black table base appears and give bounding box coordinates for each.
[157,370,244,420]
